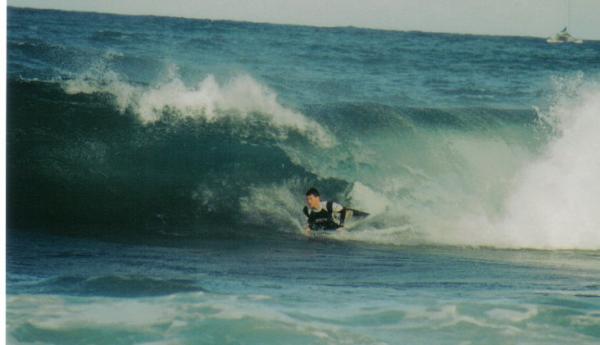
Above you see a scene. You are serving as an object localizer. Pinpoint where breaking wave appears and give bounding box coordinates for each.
[7,69,600,249]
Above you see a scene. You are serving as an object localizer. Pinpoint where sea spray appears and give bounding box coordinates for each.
[64,70,335,148]
[498,79,600,249]
[333,78,600,250]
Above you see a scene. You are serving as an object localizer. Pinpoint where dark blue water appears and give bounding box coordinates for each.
[7,6,600,344]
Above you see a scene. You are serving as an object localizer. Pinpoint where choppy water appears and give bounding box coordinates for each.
[7,6,600,344]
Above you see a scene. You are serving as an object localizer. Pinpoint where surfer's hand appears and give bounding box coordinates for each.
[304,227,312,236]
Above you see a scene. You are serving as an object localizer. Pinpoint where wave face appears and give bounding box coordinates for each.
[7,7,600,248]
[7,78,346,239]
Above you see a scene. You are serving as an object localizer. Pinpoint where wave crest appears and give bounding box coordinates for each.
[63,69,335,148]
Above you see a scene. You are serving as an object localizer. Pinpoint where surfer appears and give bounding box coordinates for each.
[303,188,347,236]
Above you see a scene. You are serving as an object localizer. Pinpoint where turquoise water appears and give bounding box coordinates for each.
[8,230,600,344]
[7,6,600,344]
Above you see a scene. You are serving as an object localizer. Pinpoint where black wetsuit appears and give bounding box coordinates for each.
[303,200,347,231]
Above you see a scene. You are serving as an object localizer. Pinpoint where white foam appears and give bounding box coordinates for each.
[64,69,334,148]
[496,80,600,249]
[247,294,272,301]
[333,77,600,250]
[486,306,538,322]
[347,182,390,216]
[239,180,305,233]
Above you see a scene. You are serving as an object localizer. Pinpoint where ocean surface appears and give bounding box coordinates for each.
[6,6,600,344]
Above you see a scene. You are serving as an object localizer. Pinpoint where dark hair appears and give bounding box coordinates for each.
[305,187,320,197]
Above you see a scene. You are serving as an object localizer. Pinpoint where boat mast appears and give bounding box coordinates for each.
[567,0,570,30]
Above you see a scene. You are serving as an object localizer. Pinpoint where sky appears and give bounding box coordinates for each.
[6,0,600,40]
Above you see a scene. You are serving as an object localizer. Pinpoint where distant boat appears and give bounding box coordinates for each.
[547,1,583,44]
[547,27,583,44]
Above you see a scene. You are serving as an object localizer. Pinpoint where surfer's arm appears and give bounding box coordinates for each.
[302,206,314,234]
[331,202,347,227]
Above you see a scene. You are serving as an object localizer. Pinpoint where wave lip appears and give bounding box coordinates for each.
[63,71,336,148]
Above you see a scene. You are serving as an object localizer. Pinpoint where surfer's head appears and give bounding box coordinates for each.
[305,187,321,209]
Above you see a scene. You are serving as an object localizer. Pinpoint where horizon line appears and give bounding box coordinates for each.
[9,5,597,42]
